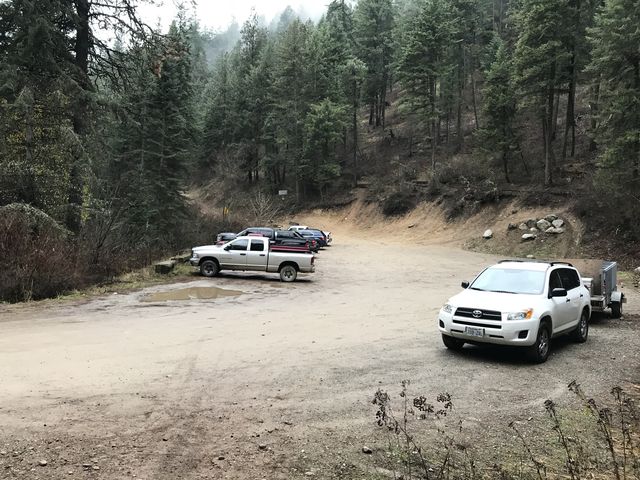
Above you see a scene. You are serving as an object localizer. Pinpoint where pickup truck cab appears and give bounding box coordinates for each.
[438,260,591,363]
[190,236,315,282]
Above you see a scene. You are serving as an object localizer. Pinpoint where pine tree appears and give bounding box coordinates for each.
[479,38,518,182]
[0,0,77,218]
[271,18,313,200]
[354,0,394,128]
[302,99,347,199]
[113,22,195,248]
[513,0,572,185]
[588,0,640,184]
[396,0,455,169]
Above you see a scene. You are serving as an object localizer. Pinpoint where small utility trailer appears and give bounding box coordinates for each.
[578,260,626,318]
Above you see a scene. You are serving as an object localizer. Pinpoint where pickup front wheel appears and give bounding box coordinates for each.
[200,260,219,278]
[279,265,297,282]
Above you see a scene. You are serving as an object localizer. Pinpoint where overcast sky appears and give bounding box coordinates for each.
[138,0,330,31]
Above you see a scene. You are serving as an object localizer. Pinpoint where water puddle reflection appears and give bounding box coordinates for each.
[142,286,243,303]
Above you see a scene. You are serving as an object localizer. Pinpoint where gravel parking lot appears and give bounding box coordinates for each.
[1,222,639,479]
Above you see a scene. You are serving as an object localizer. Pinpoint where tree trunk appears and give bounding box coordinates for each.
[446,108,450,146]
[353,77,359,186]
[544,86,556,185]
[65,0,92,234]
[456,56,464,153]
[634,60,640,179]
[562,61,577,162]
[551,89,560,141]
[471,69,480,130]
[381,88,386,129]
[502,150,510,183]
[589,82,600,152]
[431,119,437,170]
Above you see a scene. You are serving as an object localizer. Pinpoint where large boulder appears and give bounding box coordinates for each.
[154,261,176,275]
[552,219,565,228]
[526,218,537,228]
[546,227,565,234]
[545,214,558,223]
[518,223,528,231]
[536,219,552,231]
[508,223,518,231]
[483,229,493,239]
[522,233,537,241]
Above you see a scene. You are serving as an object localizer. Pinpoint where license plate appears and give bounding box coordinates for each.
[465,326,484,337]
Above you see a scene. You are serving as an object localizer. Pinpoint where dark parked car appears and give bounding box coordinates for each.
[216,232,238,245]
[223,227,315,251]
[298,229,326,248]
[237,227,275,238]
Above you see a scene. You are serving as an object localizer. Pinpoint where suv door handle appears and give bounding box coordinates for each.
[240,253,246,256]
[259,254,266,257]
[566,298,571,303]
[580,294,584,297]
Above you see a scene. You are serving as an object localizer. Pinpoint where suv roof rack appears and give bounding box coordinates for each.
[498,259,574,267]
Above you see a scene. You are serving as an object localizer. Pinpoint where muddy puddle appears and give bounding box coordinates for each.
[142,286,243,303]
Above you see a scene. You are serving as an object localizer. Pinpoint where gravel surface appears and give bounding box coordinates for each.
[1,221,638,479]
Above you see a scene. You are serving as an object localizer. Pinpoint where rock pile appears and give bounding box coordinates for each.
[509,214,567,241]
[482,214,569,241]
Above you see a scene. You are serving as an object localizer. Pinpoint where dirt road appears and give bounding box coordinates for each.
[1,221,639,479]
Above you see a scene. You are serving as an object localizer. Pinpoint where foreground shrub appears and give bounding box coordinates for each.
[372,381,640,479]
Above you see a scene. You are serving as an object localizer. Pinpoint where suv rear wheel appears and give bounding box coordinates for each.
[442,334,465,351]
[527,323,550,363]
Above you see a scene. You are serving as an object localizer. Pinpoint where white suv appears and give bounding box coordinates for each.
[438,261,591,363]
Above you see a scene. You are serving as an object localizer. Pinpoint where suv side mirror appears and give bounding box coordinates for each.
[461,281,469,289]
[224,245,231,251]
[550,288,567,298]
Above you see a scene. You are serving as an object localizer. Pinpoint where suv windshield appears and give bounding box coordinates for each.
[470,267,546,295]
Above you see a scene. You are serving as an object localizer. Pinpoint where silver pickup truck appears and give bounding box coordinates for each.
[189,236,315,282]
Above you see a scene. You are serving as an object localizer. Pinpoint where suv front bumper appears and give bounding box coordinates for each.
[438,313,540,347]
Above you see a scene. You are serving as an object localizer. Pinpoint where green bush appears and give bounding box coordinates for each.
[0,203,77,302]
[382,190,416,216]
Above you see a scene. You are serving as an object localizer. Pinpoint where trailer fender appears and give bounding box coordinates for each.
[611,291,625,304]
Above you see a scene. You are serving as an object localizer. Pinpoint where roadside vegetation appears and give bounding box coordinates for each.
[1,0,638,301]
[368,380,640,480]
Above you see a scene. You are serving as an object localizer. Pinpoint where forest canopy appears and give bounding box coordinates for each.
[0,0,638,300]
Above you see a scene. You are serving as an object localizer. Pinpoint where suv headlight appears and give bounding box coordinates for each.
[507,309,534,321]
[192,251,199,259]
[442,303,453,314]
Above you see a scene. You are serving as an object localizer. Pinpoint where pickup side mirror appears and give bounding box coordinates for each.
[550,288,567,298]
[461,281,470,289]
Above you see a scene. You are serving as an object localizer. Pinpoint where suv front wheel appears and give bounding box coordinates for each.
[527,323,550,363]
[442,334,465,351]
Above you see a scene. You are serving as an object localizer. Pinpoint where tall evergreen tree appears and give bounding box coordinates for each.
[354,0,394,128]
[513,0,572,185]
[479,38,518,182]
[588,0,640,185]
[396,0,454,169]
[112,23,195,248]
